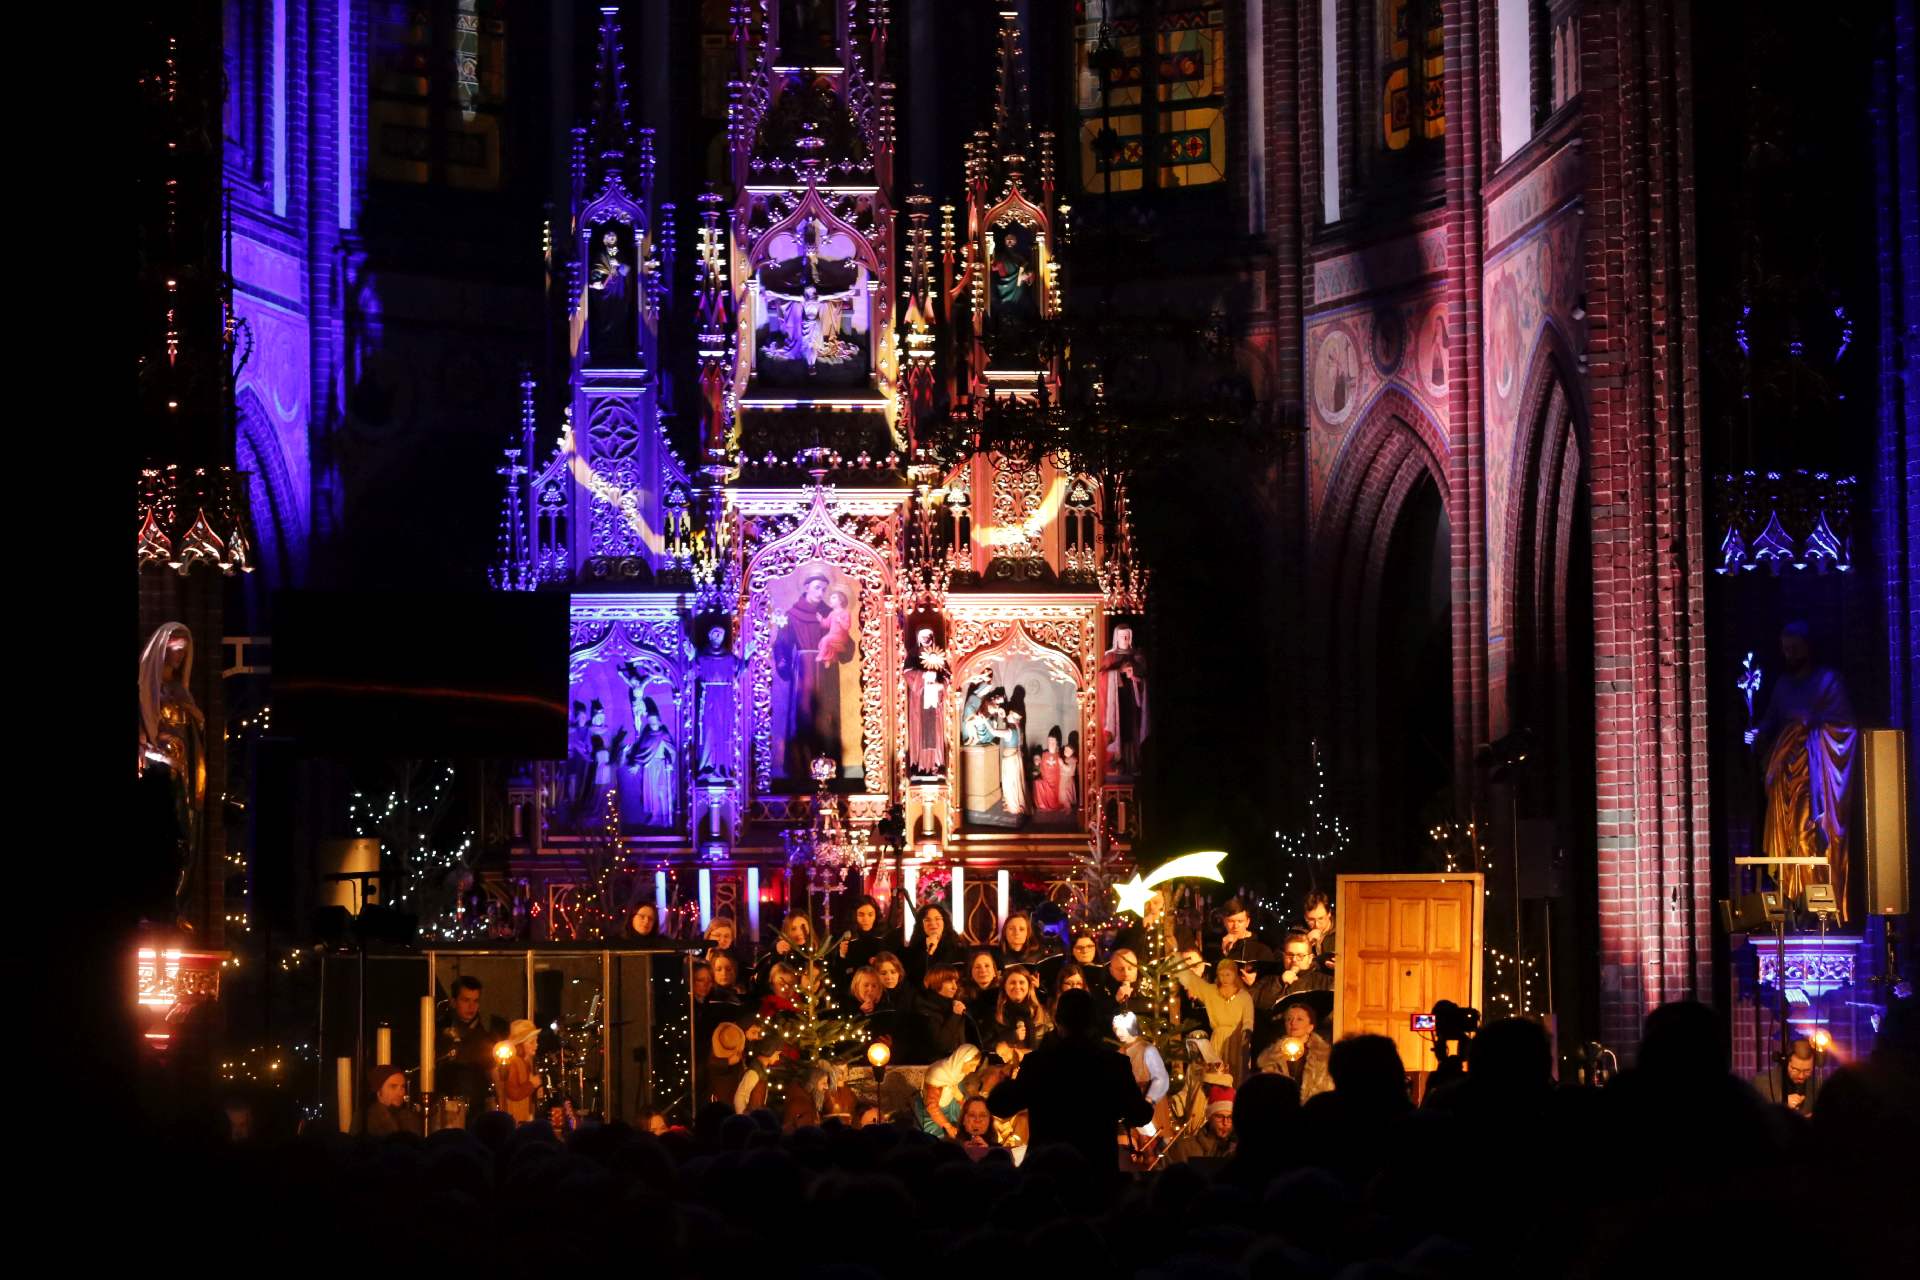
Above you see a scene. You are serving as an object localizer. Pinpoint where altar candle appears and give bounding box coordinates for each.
[951,867,965,933]
[419,996,435,1094]
[336,1057,354,1133]
[699,868,714,931]
[375,1023,392,1066]
[904,867,919,941]
[997,870,1010,933]
[746,867,761,940]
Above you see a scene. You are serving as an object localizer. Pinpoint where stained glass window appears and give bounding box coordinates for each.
[370,1,508,189]
[1381,0,1444,153]
[1075,1,1228,195]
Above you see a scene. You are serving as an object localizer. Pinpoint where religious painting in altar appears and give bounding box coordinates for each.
[556,617,689,835]
[956,644,1085,831]
[586,220,638,366]
[766,560,866,786]
[1098,618,1149,782]
[750,210,872,390]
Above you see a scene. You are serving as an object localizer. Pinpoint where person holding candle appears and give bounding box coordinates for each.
[493,1019,541,1123]
[1255,997,1332,1102]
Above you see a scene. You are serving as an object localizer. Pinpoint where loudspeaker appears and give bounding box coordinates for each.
[1862,729,1910,916]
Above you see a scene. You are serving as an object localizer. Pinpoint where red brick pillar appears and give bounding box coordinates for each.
[1579,0,1712,1055]
[1444,0,1491,810]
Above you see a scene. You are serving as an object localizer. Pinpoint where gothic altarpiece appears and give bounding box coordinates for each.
[492,7,1149,942]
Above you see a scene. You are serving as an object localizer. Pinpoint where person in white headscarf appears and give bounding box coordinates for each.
[916,1043,981,1139]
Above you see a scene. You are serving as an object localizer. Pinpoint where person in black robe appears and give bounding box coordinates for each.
[988,989,1152,1178]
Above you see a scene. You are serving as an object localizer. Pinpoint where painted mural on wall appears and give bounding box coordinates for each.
[1482,192,1585,647]
[1305,294,1449,525]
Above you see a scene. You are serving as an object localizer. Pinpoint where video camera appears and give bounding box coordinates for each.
[1418,999,1480,1080]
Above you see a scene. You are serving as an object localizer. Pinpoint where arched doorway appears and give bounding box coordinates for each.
[1312,393,1454,867]
[1375,473,1454,868]
[1500,346,1595,1037]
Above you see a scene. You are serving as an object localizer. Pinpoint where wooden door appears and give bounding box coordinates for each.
[1332,874,1484,1073]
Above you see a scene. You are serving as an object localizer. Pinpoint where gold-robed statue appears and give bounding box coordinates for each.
[1744,622,1856,921]
[139,622,206,927]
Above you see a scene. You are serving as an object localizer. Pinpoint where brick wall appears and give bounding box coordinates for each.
[1444,0,1490,806]
[1578,0,1712,1052]
[1261,0,1714,1057]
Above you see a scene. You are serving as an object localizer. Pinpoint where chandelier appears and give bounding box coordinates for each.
[783,756,871,895]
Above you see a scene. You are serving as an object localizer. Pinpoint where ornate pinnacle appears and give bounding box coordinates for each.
[588,6,633,173]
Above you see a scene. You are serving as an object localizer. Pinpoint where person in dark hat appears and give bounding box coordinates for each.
[361,1064,422,1137]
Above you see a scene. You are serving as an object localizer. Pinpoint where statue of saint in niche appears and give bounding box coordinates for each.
[1745,621,1857,920]
[762,281,861,371]
[960,670,1029,828]
[138,622,206,927]
[622,691,678,829]
[588,225,634,364]
[989,224,1040,364]
[906,624,949,779]
[1099,624,1149,781]
[1032,726,1072,816]
[693,622,745,783]
[754,214,870,386]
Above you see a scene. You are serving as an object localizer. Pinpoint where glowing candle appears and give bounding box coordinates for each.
[951,866,965,933]
[336,1058,353,1133]
[904,866,919,942]
[746,866,762,940]
[699,868,713,931]
[996,869,1010,933]
[418,996,435,1094]
[375,1023,391,1066]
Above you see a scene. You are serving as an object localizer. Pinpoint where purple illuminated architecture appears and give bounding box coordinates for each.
[132,2,1914,1114]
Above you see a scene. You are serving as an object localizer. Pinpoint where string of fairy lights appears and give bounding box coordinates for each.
[1268,740,1349,903]
[347,762,480,941]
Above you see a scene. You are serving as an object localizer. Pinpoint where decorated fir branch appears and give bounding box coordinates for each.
[757,929,871,1075]
[1132,944,1204,1070]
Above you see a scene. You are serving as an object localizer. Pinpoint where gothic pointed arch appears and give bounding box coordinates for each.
[1500,336,1594,851]
[1310,388,1453,858]
[234,388,301,587]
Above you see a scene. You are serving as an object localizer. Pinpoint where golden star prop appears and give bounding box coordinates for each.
[1112,850,1229,916]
